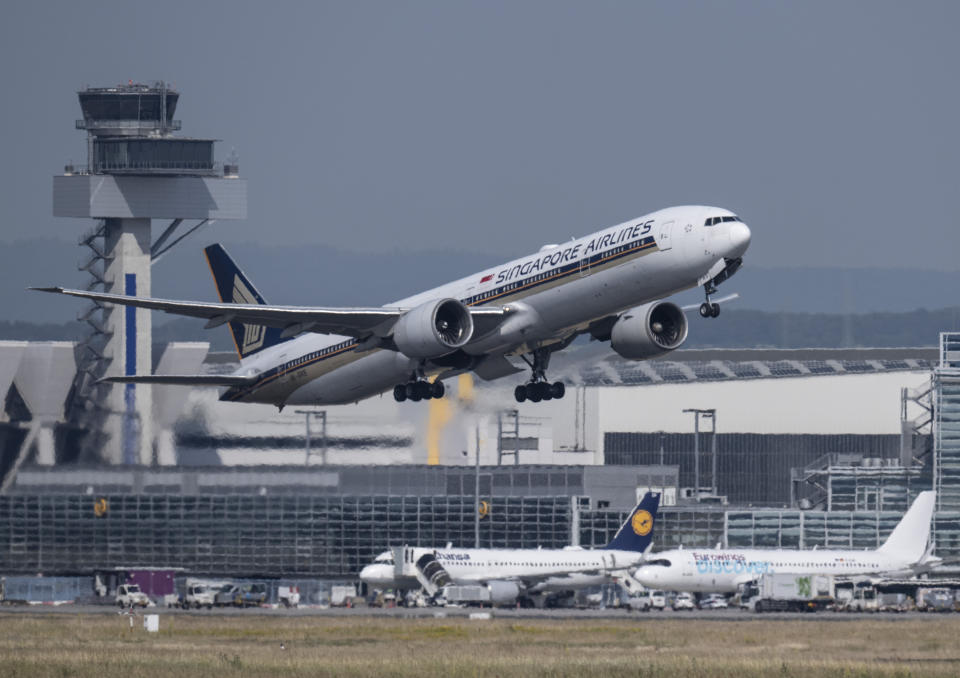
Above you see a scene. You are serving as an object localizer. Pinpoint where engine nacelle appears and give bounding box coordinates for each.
[392,298,474,359]
[486,580,522,605]
[610,301,688,360]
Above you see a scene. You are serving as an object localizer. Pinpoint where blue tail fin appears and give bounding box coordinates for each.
[204,244,291,360]
[603,492,661,552]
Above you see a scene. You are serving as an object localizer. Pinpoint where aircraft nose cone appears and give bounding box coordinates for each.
[727,221,751,258]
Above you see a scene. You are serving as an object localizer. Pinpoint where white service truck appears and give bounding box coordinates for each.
[115,583,151,608]
[740,574,835,613]
[183,583,216,609]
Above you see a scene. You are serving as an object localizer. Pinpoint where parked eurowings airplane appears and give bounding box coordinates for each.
[632,491,938,594]
[360,492,661,602]
[35,205,750,407]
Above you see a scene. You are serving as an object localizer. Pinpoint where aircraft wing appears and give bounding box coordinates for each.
[31,287,510,341]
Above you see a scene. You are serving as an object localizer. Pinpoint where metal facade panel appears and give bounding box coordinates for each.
[605,432,901,505]
[53,175,247,219]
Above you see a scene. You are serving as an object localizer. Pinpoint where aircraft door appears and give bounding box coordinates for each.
[578,253,591,277]
[657,221,674,251]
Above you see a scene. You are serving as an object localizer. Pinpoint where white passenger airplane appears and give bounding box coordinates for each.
[360,492,661,604]
[35,205,750,406]
[632,491,938,594]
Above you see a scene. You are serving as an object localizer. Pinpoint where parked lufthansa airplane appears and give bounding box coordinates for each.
[360,492,661,603]
[632,491,938,594]
[35,205,750,407]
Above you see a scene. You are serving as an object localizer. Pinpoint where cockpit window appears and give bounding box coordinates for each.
[705,215,741,226]
[646,558,672,567]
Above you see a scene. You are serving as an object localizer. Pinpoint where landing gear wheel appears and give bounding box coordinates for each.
[393,384,407,402]
[528,388,542,403]
[514,385,527,403]
[406,382,421,402]
[431,381,445,399]
[416,381,433,400]
[551,382,565,399]
[699,302,712,318]
[710,303,720,318]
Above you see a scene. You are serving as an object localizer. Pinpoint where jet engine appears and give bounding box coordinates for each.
[609,301,688,360]
[486,580,522,605]
[392,298,474,359]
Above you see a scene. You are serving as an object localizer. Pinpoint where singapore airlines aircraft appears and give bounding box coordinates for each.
[360,492,660,604]
[632,491,938,594]
[35,205,750,406]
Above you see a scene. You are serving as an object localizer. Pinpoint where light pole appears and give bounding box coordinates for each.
[294,410,327,465]
[463,424,482,549]
[682,408,716,502]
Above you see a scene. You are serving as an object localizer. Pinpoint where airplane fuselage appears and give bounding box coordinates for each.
[224,205,750,406]
[634,548,914,594]
[361,546,645,592]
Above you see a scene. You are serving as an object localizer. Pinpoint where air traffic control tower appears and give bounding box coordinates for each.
[53,81,246,465]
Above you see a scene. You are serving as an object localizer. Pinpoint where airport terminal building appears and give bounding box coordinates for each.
[1,335,957,582]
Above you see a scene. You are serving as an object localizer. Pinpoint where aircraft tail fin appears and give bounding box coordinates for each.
[877,490,936,563]
[204,244,291,360]
[603,492,661,552]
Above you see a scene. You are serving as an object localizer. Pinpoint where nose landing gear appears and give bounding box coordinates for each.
[699,282,721,318]
[514,347,566,403]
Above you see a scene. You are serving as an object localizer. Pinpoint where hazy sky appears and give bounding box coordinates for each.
[2,1,958,271]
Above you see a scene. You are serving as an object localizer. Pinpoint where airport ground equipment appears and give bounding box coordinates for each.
[916,587,956,612]
[741,573,835,612]
[115,583,150,608]
[182,583,215,609]
[53,81,245,465]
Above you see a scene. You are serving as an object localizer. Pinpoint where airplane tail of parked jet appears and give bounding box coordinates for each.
[876,490,936,564]
[602,492,661,553]
[203,244,292,360]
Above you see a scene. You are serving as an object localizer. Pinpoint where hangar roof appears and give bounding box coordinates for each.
[558,347,937,387]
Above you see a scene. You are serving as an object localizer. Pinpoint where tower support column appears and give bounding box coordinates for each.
[103,218,153,465]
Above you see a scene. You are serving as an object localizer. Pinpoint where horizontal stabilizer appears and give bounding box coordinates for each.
[97,375,254,386]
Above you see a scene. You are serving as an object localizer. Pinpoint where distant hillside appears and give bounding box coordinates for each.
[4,307,957,351]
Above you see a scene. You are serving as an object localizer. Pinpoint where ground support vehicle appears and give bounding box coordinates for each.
[917,587,954,612]
[278,585,300,608]
[236,583,267,607]
[838,582,878,612]
[741,574,835,613]
[699,593,729,610]
[627,589,666,611]
[183,583,216,609]
[115,584,150,608]
[214,584,239,607]
[672,592,696,610]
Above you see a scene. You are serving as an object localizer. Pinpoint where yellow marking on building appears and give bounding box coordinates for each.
[427,378,453,465]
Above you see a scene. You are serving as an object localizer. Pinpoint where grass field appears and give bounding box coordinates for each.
[2,613,960,677]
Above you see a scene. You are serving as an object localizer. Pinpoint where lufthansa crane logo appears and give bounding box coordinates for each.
[631,510,653,536]
[93,497,109,518]
[478,501,490,519]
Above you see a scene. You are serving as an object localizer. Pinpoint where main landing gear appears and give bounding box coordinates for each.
[699,282,721,319]
[514,347,566,403]
[393,376,445,402]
